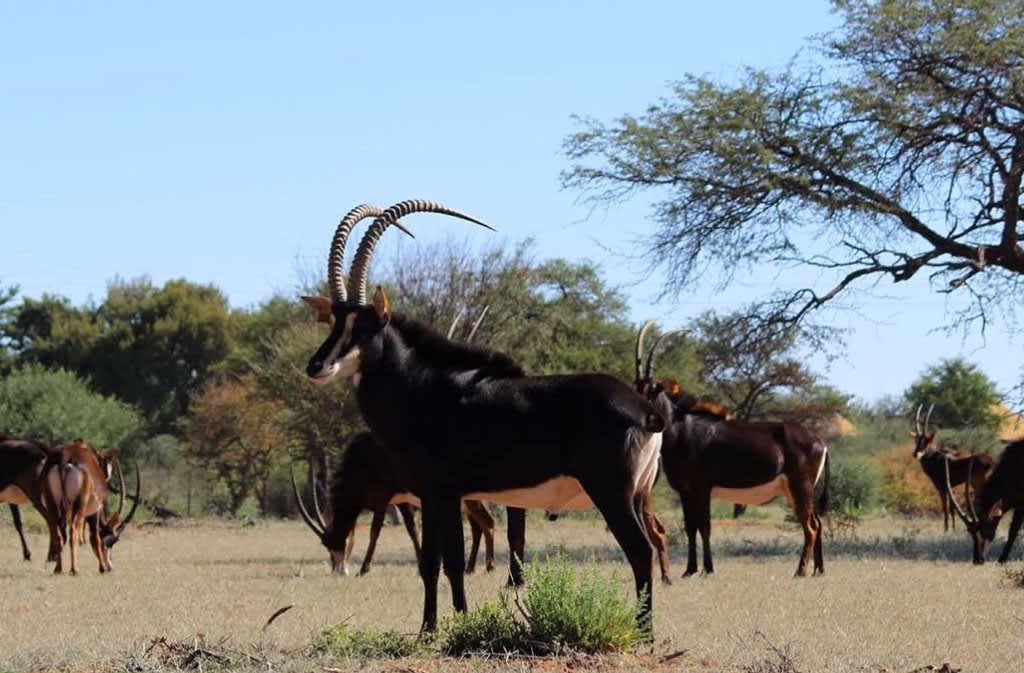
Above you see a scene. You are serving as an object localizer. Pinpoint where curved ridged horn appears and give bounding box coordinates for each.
[327,205,415,303]
[644,329,686,381]
[348,200,495,304]
[635,320,656,382]
[291,467,325,538]
[466,306,490,343]
[965,455,979,521]
[924,403,935,434]
[945,456,975,525]
[446,308,466,339]
[113,458,127,521]
[914,403,923,434]
[118,465,141,532]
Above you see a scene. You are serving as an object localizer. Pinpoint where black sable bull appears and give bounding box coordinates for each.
[634,321,830,577]
[945,438,1024,564]
[302,200,663,634]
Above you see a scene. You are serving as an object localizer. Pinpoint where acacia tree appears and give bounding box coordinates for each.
[693,310,843,422]
[904,357,1002,433]
[563,0,1024,335]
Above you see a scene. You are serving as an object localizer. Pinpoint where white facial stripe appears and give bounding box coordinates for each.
[338,347,361,378]
[323,314,357,368]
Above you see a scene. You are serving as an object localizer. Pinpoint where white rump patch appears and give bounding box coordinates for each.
[632,431,662,496]
[466,477,594,513]
[712,474,790,506]
[814,446,829,486]
[0,485,29,505]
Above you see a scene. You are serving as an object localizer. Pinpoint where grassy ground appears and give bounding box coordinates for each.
[1,508,1022,673]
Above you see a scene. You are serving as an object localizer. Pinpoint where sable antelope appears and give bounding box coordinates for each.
[303,200,663,634]
[294,307,522,579]
[1,437,55,561]
[910,403,994,531]
[40,439,141,574]
[634,321,830,577]
[292,431,511,576]
[945,438,1024,564]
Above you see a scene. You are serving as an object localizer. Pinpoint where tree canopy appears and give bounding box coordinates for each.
[904,357,1002,433]
[0,365,144,449]
[563,0,1024,334]
[2,277,236,432]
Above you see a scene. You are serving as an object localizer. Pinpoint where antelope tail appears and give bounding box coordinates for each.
[816,449,831,515]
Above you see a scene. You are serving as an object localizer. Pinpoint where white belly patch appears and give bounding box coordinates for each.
[0,485,29,505]
[466,476,594,513]
[712,475,789,506]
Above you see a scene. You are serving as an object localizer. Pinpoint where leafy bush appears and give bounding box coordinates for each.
[440,554,644,656]
[0,365,143,449]
[440,594,528,656]
[879,446,938,516]
[828,456,880,514]
[313,623,422,659]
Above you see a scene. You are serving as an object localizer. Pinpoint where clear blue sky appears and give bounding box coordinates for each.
[1,2,1019,404]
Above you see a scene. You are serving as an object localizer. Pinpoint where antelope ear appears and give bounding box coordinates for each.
[668,382,681,396]
[373,286,391,323]
[301,296,334,325]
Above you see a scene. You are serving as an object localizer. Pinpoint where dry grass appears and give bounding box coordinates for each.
[1,509,1023,673]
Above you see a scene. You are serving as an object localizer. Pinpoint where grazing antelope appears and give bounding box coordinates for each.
[910,403,995,531]
[634,321,830,577]
[303,200,663,634]
[1,437,55,561]
[945,438,1024,564]
[40,439,141,574]
[292,431,513,576]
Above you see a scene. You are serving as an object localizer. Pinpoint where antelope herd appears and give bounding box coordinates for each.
[2,198,1022,639]
[0,435,140,574]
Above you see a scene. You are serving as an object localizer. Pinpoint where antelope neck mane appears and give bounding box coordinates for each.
[386,313,525,380]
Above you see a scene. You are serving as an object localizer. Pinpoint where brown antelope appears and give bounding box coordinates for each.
[292,432,506,576]
[910,403,994,531]
[945,438,1024,564]
[304,200,662,634]
[40,439,141,574]
[634,321,830,577]
[1,436,57,561]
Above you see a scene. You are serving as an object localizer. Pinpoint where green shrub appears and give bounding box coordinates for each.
[312,623,422,659]
[0,365,144,450]
[439,554,644,656]
[828,456,880,514]
[440,594,527,656]
[524,556,642,653]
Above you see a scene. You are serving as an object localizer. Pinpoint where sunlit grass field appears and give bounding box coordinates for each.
[1,508,1022,672]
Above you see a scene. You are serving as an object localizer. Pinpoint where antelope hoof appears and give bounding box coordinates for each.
[682,569,698,578]
[660,575,673,586]
[357,566,371,577]
[486,561,496,573]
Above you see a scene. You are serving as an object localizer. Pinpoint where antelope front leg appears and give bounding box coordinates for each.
[417,499,443,633]
[10,505,31,561]
[359,508,388,576]
[998,510,1023,564]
